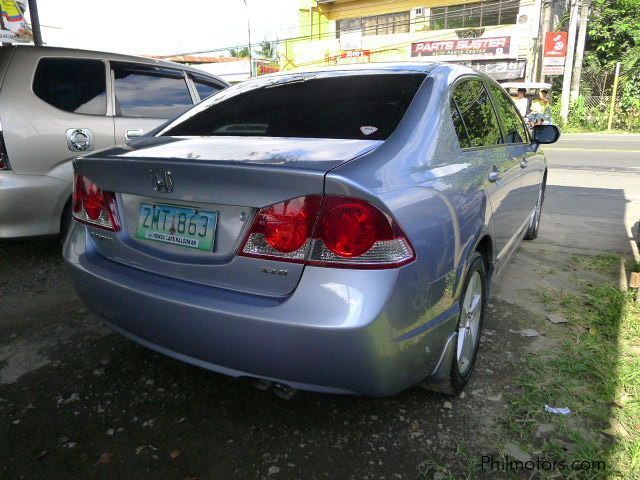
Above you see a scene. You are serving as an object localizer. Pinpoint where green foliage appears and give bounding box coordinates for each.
[508,255,640,479]
[257,39,278,61]
[587,0,640,68]
[228,47,250,58]
[586,0,640,130]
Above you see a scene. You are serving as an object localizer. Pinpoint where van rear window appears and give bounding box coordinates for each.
[33,58,107,115]
[163,74,425,140]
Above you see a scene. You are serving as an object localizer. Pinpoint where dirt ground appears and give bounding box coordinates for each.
[0,233,614,480]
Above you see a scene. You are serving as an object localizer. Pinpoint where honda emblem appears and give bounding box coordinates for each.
[149,169,174,193]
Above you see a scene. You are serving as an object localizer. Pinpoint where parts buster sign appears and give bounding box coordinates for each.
[411,36,516,61]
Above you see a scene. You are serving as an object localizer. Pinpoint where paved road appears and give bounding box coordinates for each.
[541,133,640,255]
[544,133,640,172]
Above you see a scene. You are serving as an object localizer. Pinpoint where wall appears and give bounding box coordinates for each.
[282,0,542,81]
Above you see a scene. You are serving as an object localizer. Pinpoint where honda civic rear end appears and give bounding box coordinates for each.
[63,65,463,396]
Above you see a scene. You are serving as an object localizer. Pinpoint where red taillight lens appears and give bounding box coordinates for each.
[240,196,322,262]
[263,196,320,253]
[239,195,414,269]
[319,198,391,258]
[72,173,121,231]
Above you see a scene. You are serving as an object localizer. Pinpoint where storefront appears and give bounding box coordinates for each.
[282,0,542,82]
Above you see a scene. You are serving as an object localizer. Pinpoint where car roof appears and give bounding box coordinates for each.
[9,45,226,83]
[254,61,486,81]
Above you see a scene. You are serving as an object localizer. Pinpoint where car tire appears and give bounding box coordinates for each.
[524,181,546,241]
[425,252,487,396]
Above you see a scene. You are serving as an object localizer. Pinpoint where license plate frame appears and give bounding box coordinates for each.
[135,202,218,252]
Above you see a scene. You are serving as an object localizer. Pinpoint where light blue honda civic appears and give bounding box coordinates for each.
[64,63,560,397]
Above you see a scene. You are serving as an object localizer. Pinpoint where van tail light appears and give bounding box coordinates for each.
[239,195,414,269]
[0,131,11,171]
[72,173,121,231]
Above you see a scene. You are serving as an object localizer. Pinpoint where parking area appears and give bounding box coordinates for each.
[1,134,639,479]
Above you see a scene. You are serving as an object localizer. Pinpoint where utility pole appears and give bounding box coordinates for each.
[607,62,621,131]
[243,0,252,77]
[539,0,555,82]
[27,0,43,46]
[570,2,589,99]
[560,0,579,124]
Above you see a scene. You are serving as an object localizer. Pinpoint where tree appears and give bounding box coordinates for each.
[257,39,278,61]
[585,0,640,127]
[228,47,250,58]
[587,0,640,70]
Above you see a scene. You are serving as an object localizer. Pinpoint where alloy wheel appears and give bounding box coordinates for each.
[456,271,483,376]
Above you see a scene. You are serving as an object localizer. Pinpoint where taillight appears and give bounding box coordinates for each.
[72,173,121,231]
[0,131,11,171]
[239,196,414,269]
[240,196,322,263]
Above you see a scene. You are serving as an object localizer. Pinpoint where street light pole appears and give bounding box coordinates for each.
[243,0,252,77]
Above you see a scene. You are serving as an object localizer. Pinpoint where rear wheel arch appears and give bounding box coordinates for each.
[475,234,494,280]
[59,195,72,243]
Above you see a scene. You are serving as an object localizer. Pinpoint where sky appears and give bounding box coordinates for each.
[33,0,300,57]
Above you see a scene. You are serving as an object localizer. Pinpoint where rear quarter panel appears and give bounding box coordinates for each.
[325,66,496,336]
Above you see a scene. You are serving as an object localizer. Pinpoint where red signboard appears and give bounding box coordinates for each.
[411,36,511,58]
[339,49,370,59]
[544,32,568,58]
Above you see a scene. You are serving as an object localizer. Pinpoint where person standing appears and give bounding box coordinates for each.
[514,88,529,117]
[531,89,551,115]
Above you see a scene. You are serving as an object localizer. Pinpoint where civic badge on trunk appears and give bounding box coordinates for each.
[149,170,174,193]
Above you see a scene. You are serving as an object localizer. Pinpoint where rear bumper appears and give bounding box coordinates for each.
[0,171,70,238]
[64,223,459,396]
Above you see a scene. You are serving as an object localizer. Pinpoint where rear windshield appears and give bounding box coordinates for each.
[162,73,425,140]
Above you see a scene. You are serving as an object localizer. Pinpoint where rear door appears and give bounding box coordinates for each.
[450,77,523,260]
[486,82,533,226]
[1,55,115,177]
[111,62,196,144]
[486,82,544,219]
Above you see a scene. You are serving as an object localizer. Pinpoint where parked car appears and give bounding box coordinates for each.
[64,63,560,397]
[0,45,227,240]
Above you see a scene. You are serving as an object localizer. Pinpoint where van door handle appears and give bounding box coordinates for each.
[125,129,144,140]
[488,170,502,183]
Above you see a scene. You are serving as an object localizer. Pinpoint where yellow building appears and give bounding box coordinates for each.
[281,0,544,82]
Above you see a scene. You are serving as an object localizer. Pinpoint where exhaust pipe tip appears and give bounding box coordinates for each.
[251,379,273,391]
[272,382,297,400]
[247,377,297,399]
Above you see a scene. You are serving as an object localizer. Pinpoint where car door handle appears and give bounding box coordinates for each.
[488,171,502,183]
[520,159,529,169]
[125,129,144,140]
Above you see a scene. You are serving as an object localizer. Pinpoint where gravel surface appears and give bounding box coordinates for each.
[0,239,564,479]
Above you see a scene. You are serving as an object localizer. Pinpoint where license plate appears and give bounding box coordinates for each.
[135,203,218,252]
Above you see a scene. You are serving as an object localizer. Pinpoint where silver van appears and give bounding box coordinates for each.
[0,45,228,239]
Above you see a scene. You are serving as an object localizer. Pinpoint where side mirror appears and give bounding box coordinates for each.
[533,124,560,145]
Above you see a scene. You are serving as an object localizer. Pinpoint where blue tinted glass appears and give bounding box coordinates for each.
[114,67,193,119]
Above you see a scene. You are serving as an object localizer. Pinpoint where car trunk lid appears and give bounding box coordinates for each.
[73,136,381,297]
